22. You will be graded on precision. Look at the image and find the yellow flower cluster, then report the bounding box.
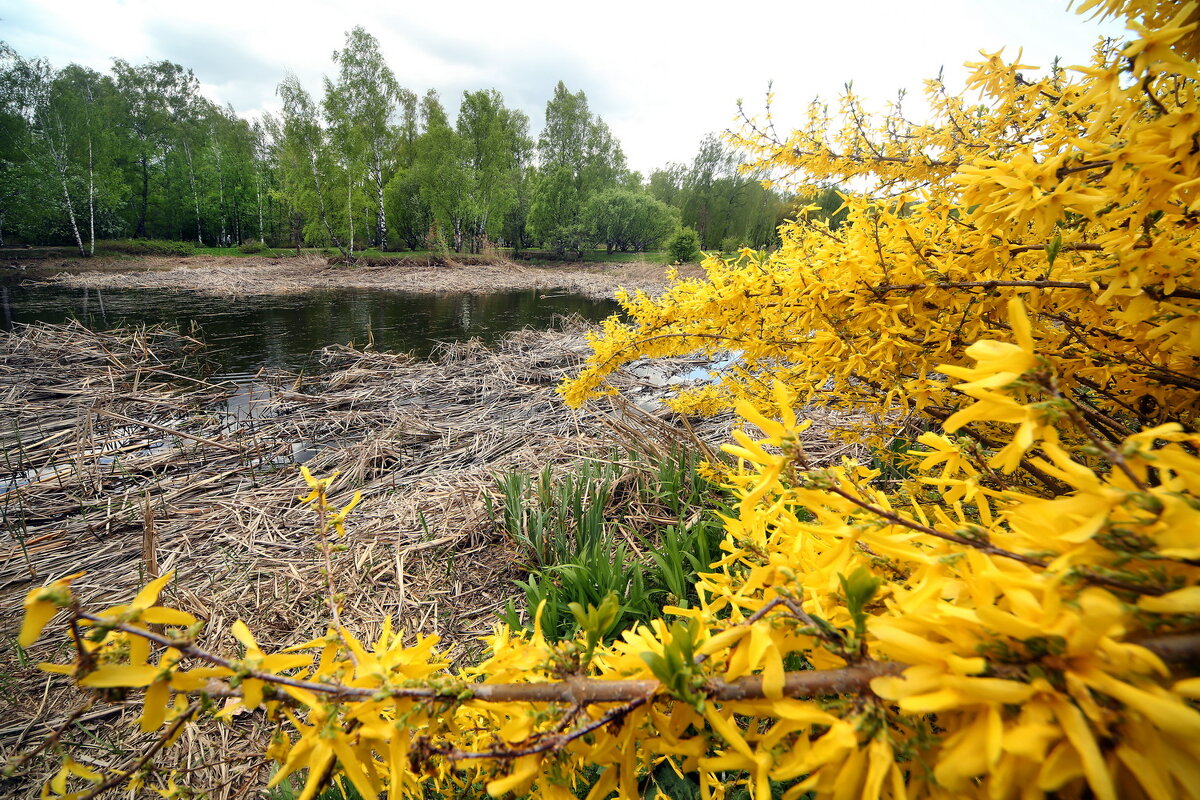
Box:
[15,1,1200,799]
[563,3,1200,447]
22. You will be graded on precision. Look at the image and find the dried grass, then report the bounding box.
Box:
[35,255,706,301]
[0,318,875,797]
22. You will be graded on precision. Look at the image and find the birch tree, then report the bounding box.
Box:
[277,73,346,256]
[112,60,199,239]
[531,81,630,252]
[11,54,91,255]
[413,90,469,252]
[323,27,412,251]
[456,89,532,253]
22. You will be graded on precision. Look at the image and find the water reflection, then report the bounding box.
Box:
[4,285,622,375]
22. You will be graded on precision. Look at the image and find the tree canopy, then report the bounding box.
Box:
[0,43,794,259]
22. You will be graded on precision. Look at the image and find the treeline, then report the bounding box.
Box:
[0,29,836,259]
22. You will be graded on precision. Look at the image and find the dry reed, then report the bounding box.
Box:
[35,255,706,300]
[0,318,873,798]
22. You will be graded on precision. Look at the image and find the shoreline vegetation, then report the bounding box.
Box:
[9,253,706,300]
[0,319,875,794]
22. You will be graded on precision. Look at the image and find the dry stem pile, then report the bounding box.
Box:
[0,318,877,796]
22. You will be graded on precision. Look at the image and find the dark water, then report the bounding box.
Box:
[0,284,621,376]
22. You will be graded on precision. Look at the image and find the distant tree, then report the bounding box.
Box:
[412,90,469,252]
[456,89,532,253]
[383,166,431,250]
[531,81,629,252]
[800,185,848,229]
[111,59,201,239]
[322,27,412,251]
[650,134,791,251]
[500,164,535,256]
[647,162,687,207]
[203,104,259,246]
[276,73,346,256]
[0,47,130,253]
[528,165,583,256]
[583,188,678,253]
[1,49,125,255]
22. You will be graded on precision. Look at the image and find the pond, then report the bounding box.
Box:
[0,284,622,377]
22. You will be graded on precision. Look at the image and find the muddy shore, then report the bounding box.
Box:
[17,253,704,300]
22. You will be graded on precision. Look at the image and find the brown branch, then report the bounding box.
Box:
[865,277,1200,301]
[1054,160,1114,179]
[76,613,409,702]
[1046,377,1149,492]
[77,700,200,800]
[816,482,1166,596]
[1,700,96,778]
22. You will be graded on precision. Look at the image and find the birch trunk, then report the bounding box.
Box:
[56,161,85,257]
[256,169,265,243]
[306,149,345,258]
[42,114,86,257]
[347,171,354,261]
[183,140,203,244]
[372,151,386,250]
[87,133,95,256]
[212,137,228,246]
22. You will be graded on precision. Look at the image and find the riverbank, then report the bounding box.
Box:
[18,253,705,300]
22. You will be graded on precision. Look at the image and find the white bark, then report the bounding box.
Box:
[87,133,95,256]
[183,139,204,244]
[56,160,85,257]
[256,168,265,243]
[375,166,386,249]
[307,149,343,254]
[45,115,85,257]
[212,136,228,246]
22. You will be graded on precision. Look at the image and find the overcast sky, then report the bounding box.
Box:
[2,1,1129,176]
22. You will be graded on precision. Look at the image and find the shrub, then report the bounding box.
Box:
[97,239,196,256]
[237,239,268,254]
[666,226,700,263]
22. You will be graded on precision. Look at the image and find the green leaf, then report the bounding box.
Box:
[838,566,882,635]
[1045,233,1063,268]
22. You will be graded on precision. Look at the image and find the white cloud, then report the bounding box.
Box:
[1,0,1129,173]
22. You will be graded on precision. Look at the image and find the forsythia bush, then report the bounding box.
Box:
[13,1,1200,799]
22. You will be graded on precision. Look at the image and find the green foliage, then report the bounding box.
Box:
[383,168,432,250]
[322,26,413,251]
[640,619,705,709]
[456,89,533,254]
[799,185,849,230]
[0,39,783,258]
[237,239,267,254]
[647,134,791,250]
[582,188,679,253]
[97,239,195,256]
[838,566,882,640]
[528,166,584,256]
[492,448,728,642]
[569,593,621,663]
[667,227,701,263]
